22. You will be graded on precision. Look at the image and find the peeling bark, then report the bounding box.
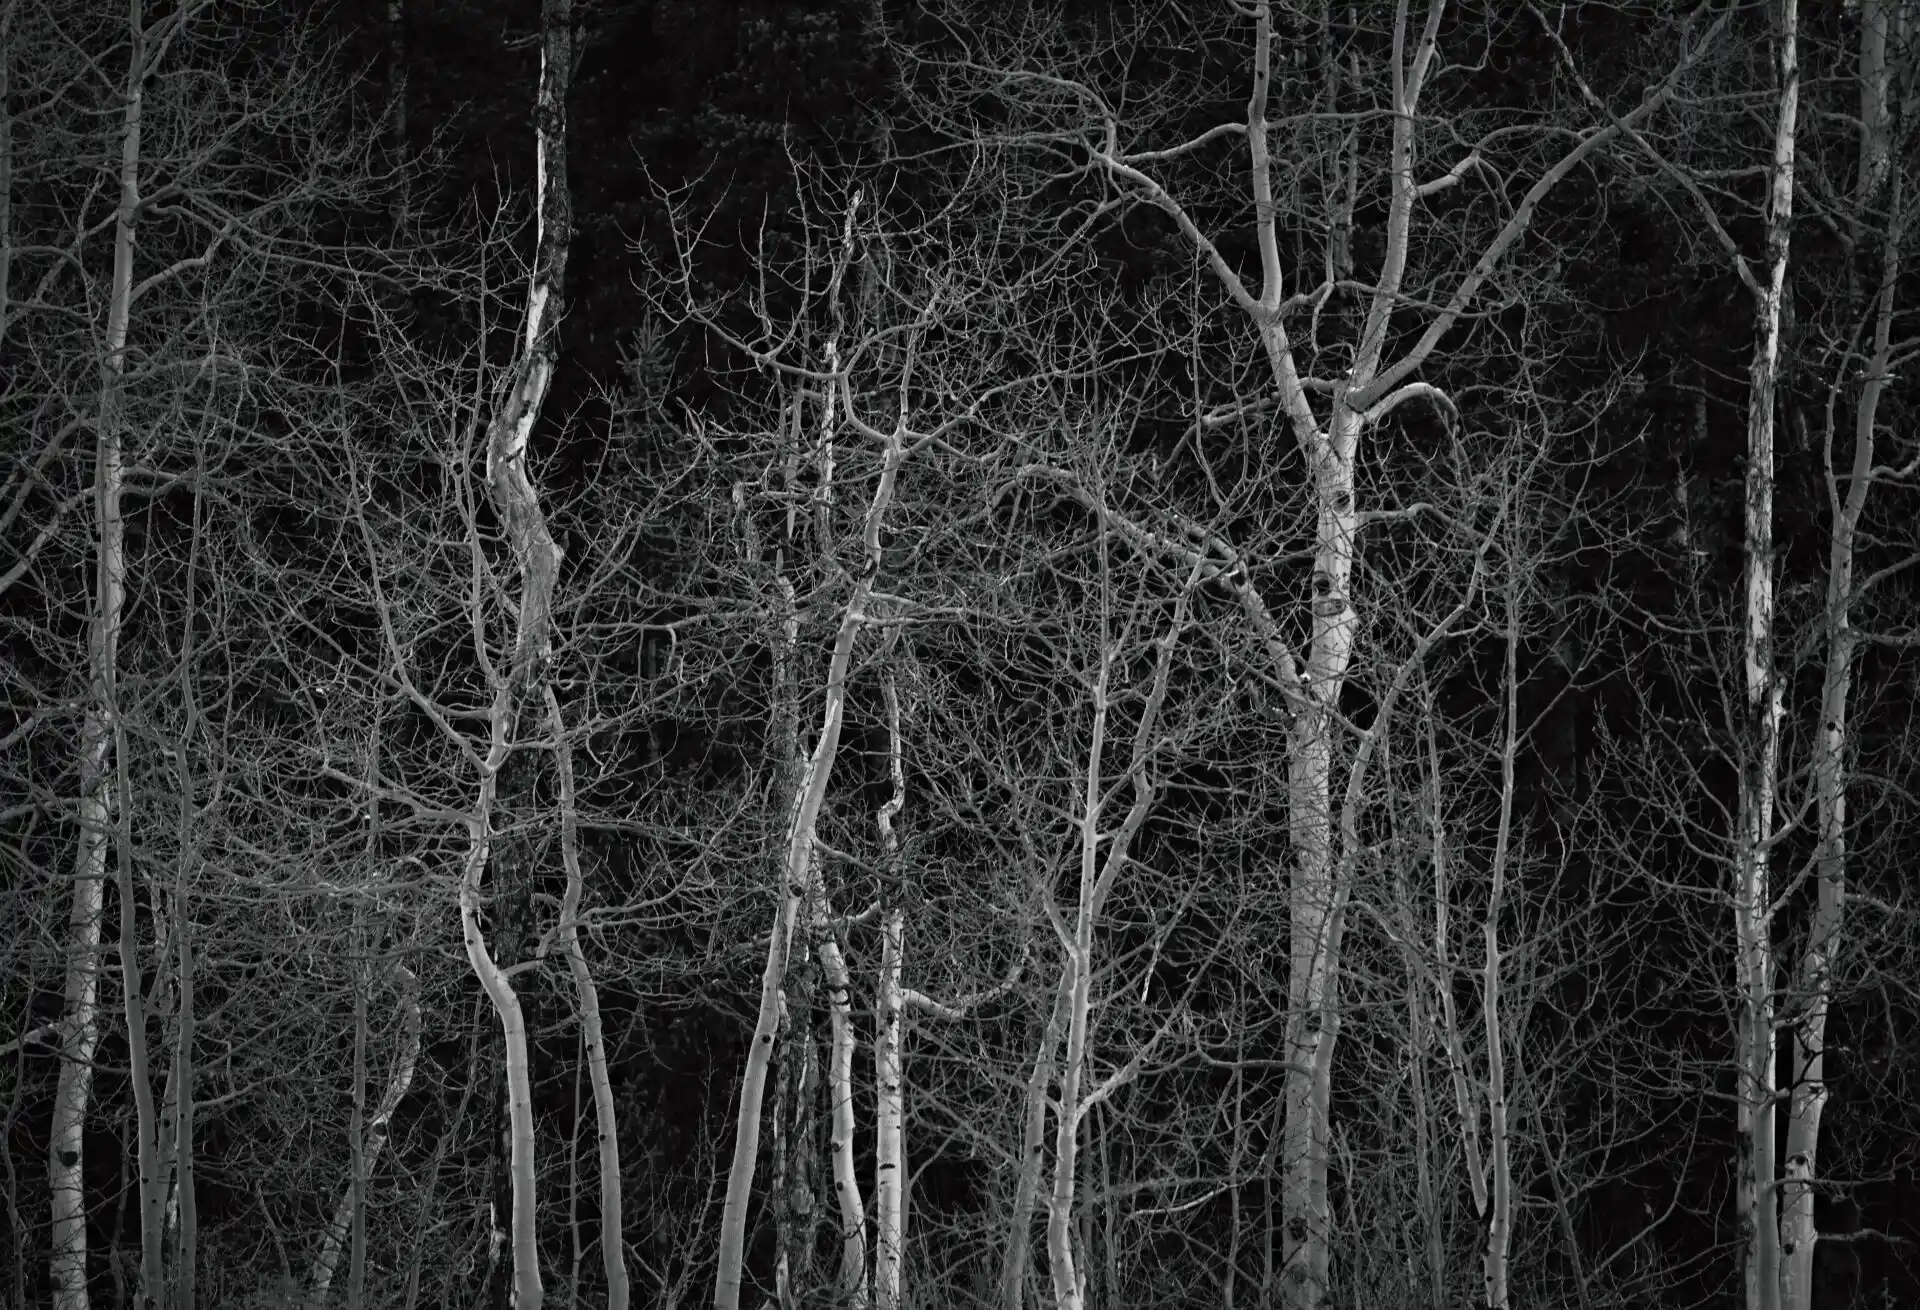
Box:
[464,4,572,1306]
[1735,11,1796,1310]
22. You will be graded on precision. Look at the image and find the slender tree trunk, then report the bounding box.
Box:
[306,964,421,1309]
[713,296,907,1308]
[170,539,202,1310]
[872,670,907,1310]
[1044,653,1112,1310]
[1044,569,1194,1310]
[50,6,142,1302]
[872,907,905,1310]
[1001,976,1067,1310]
[1479,571,1521,1310]
[116,718,163,1310]
[1736,10,1797,1310]
[1780,12,1905,1304]
[816,889,868,1309]
[550,688,629,1310]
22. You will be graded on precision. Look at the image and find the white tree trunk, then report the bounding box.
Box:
[873,673,908,1310]
[50,4,142,1301]
[713,318,907,1309]
[872,907,906,1310]
[549,688,629,1310]
[816,881,869,1309]
[1001,977,1067,1310]
[1779,10,1906,1306]
[1736,10,1797,1310]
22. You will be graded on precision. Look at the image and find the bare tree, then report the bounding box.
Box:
[887,4,1730,1303]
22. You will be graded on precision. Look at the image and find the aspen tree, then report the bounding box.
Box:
[898,5,1730,1300]
[48,3,143,1301]
[1780,6,1914,1307]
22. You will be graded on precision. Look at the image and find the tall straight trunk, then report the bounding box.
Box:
[1043,656,1111,1310]
[1479,570,1520,1310]
[50,5,142,1302]
[115,716,163,1310]
[1736,8,1797,1310]
[713,297,907,1309]
[1780,11,1905,1305]
[816,890,867,1309]
[170,511,202,1310]
[872,907,905,1310]
[872,670,907,1310]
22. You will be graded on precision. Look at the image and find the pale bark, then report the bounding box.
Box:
[1044,560,1198,1310]
[815,876,869,1310]
[1479,580,1521,1310]
[1735,11,1797,1310]
[49,5,142,1302]
[171,639,199,1310]
[1000,975,1068,1310]
[872,906,906,1310]
[1779,10,1908,1307]
[550,687,629,1310]
[463,3,572,1305]
[1043,651,1109,1310]
[306,965,421,1310]
[713,273,909,1307]
[115,717,164,1310]
[1061,4,1725,1299]
[872,674,907,1310]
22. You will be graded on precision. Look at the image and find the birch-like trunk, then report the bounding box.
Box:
[464,4,571,1306]
[815,870,868,1309]
[872,906,905,1310]
[872,673,907,1310]
[1779,9,1907,1305]
[712,293,907,1308]
[1736,10,1797,1310]
[49,5,142,1301]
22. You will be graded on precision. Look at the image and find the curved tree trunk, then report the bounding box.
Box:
[465,3,572,1306]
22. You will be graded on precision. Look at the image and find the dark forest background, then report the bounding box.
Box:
[3,1,1919,1308]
